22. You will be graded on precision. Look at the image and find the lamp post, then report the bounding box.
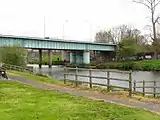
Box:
[43,16,46,38]
[63,20,68,40]
[84,20,92,42]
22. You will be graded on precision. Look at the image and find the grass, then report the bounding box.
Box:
[94,59,160,71]
[8,70,64,85]
[67,59,160,71]
[28,55,63,65]
[0,80,160,120]
[42,55,62,62]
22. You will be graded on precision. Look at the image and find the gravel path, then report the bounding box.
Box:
[8,74,160,113]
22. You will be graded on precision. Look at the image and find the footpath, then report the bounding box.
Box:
[8,74,160,114]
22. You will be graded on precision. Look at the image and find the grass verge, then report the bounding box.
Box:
[0,80,160,120]
[8,70,65,85]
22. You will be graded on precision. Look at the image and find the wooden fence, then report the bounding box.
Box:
[2,64,160,98]
[64,67,133,97]
[0,63,33,73]
[133,80,160,97]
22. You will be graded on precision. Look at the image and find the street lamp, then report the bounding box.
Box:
[63,20,68,40]
[43,16,46,38]
[84,20,92,42]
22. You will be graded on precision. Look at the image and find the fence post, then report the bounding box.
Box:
[153,80,156,98]
[107,71,110,92]
[89,69,92,88]
[64,67,66,84]
[142,80,145,96]
[129,71,132,97]
[133,80,136,92]
[75,67,78,86]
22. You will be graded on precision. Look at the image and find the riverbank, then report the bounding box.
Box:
[97,59,160,71]
[67,59,160,71]
[1,80,160,119]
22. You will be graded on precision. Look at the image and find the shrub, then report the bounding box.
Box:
[95,59,160,71]
[0,45,27,66]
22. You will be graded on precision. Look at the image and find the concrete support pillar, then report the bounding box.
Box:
[39,49,42,68]
[48,50,52,68]
[83,51,90,64]
[70,52,73,64]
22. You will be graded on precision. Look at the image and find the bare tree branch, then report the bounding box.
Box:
[146,0,152,4]
[154,16,160,23]
[133,0,160,58]
[153,0,160,8]
[132,0,151,9]
[149,33,154,40]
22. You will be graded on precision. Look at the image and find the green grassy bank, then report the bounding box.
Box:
[0,80,159,120]
[96,59,160,71]
[28,55,64,65]
[68,59,160,71]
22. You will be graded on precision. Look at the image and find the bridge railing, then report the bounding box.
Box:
[0,63,34,74]
[63,67,132,97]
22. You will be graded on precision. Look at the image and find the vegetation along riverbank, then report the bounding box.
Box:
[67,59,160,71]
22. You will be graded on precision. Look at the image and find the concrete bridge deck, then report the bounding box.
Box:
[0,34,116,67]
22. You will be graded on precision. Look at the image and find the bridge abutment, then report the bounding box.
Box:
[70,52,74,64]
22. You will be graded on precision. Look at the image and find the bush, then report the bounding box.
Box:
[97,59,160,71]
[0,45,27,66]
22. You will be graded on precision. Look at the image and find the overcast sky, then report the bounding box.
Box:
[0,0,159,41]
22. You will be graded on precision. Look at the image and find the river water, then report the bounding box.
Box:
[27,64,160,94]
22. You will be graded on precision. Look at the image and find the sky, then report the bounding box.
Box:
[0,0,159,42]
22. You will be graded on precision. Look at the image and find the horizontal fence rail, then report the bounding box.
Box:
[2,64,159,98]
[0,63,34,74]
[133,80,160,97]
[63,67,132,97]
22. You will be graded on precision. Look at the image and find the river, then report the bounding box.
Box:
[27,64,160,94]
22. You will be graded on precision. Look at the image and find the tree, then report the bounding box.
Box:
[95,25,130,44]
[95,25,147,60]
[0,45,27,66]
[95,25,141,44]
[133,0,160,58]
[117,37,137,60]
[115,27,149,60]
[95,30,115,43]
